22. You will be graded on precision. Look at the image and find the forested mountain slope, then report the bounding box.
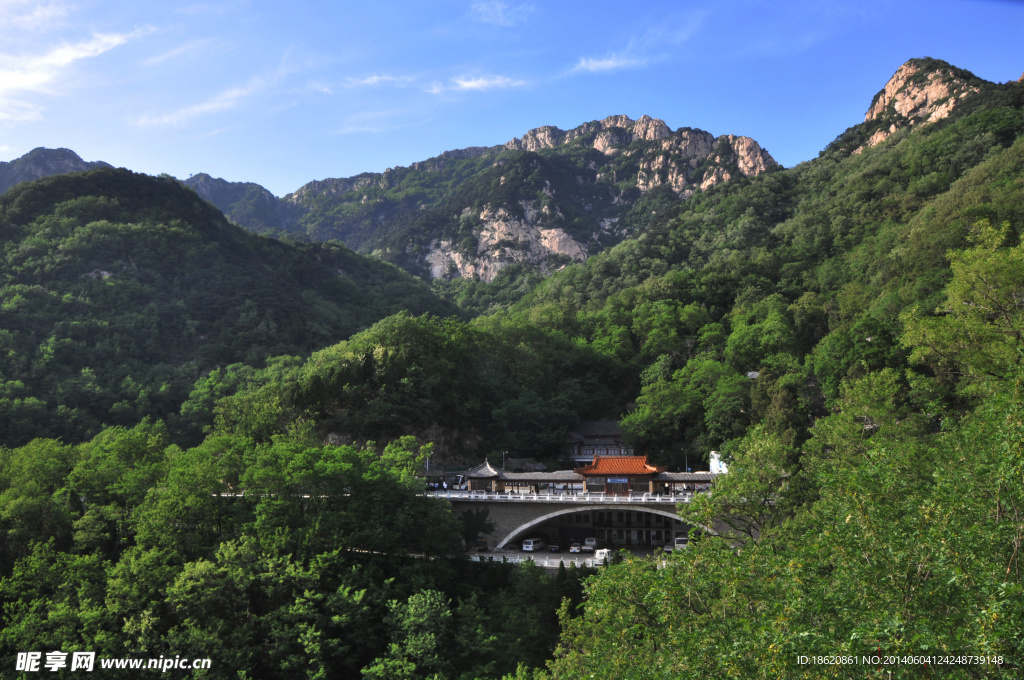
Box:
[0,169,454,448]
[187,115,777,288]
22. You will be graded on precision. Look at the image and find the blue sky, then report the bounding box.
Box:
[1,0,1022,196]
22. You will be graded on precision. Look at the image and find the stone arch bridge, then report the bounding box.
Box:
[427,490,697,549]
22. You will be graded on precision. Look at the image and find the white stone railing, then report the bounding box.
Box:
[424,490,701,503]
[467,552,610,568]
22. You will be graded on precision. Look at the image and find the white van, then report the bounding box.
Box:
[582,537,597,553]
[593,548,611,564]
[521,537,546,552]
[674,536,689,550]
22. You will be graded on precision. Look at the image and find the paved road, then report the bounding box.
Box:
[469,545,675,568]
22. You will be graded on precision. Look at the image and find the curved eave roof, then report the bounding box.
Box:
[574,456,666,476]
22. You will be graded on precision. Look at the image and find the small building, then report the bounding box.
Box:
[573,456,666,495]
[566,420,633,463]
[461,460,503,492]
[499,470,583,494]
[460,461,582,494]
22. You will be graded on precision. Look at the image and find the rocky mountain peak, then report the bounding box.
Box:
[503,115,675,153]
[0,147,112,194]
[860,58,983,149]
[633,115,671,141]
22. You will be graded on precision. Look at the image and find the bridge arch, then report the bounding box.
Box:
[494,504,685,549]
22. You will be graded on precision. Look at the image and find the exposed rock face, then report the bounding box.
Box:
[505,126,565,152]
[699,166,732,192]
[0,148,112,194]
[632,114,671,141]
[636,131,775,194]
[726,136,775,177]
[593,128,632,154]
[860,58,982,149]
[425,201,591,281]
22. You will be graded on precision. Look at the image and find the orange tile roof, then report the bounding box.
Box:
[573,456,666,476]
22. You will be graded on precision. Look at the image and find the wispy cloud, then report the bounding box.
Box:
[333,109,420,136]
[343,74,415,89]
[0,30,141,121]
[471,1,535,27]
[569,54,647,74]
[567,12,706,76]
[306,74,415,96]
[335,121,392,135]
[428,74,526,94]
[142,38,216,66]
[0,0,69,34]
[133,74,265,127]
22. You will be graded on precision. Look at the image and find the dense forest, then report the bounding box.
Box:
[0,170,453,448]
[2,57,1024,677]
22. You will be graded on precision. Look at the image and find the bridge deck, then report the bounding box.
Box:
[426,490,698,504]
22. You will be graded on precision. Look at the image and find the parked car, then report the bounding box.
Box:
[662,534,687,552]
[593,548,611,564]
[521,538,546,552]
[582,537,597,553]
[569,542,582,553]
[547,542,561,552]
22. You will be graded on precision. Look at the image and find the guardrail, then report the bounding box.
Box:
[424,490,700,503]
[468,553,610,568]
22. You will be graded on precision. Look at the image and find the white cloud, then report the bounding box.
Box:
[429,74,526,94]
[569,55,647,74]
[454,75,525,90]
[133,76,265,127]
[0,30,140,121]
[471,1,535,27]
[345,74,415,88]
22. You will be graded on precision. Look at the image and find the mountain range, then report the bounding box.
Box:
[2,118,779,285]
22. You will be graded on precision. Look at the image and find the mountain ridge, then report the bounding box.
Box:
[268,114,779,282]
[0,147,112,195]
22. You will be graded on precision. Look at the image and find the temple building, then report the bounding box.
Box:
[565,420,633,463]
[573,456,666,495]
